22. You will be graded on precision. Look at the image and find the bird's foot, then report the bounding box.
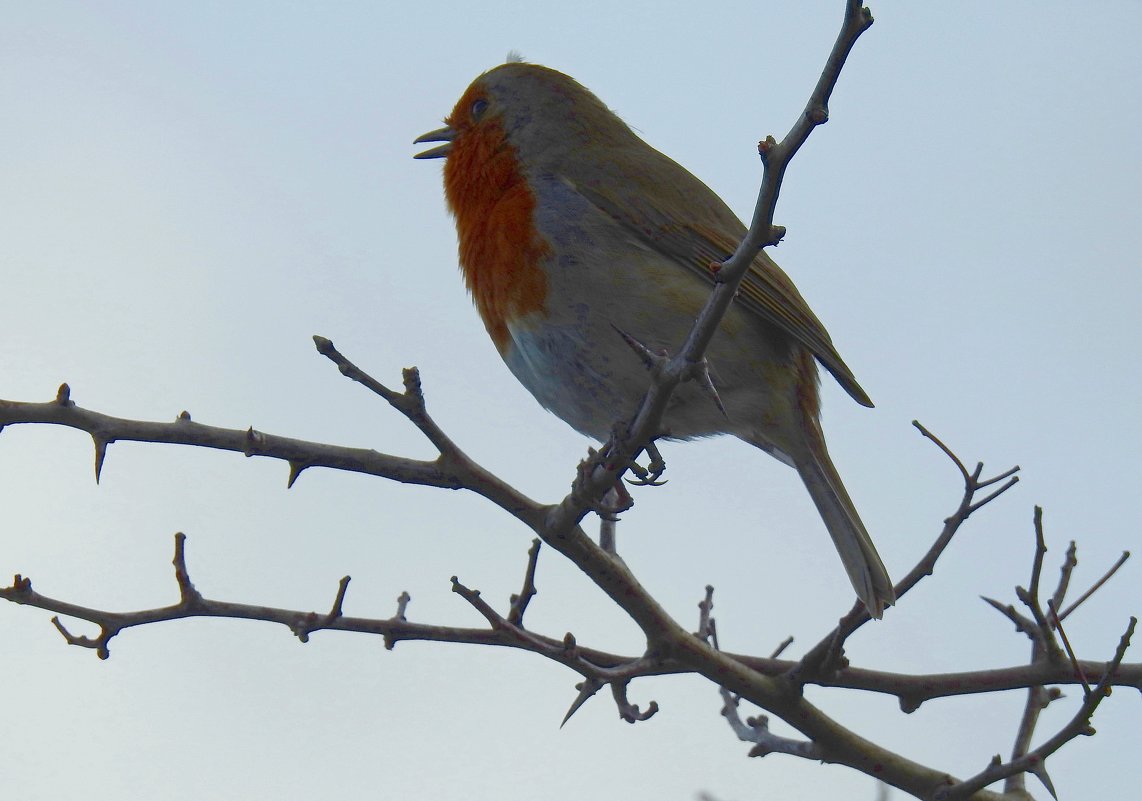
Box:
[627,442,667,487]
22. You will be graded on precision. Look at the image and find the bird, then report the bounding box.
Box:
[414,60,895,618]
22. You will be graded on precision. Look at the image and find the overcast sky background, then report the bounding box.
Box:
[2,2,1139,799]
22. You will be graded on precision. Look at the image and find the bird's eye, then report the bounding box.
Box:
[471,98,489,120]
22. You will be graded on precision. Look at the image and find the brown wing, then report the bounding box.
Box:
[567,145,874,408]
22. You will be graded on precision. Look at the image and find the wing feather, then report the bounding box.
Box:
[565,146,873,407]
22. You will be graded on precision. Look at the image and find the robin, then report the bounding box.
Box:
[414,61,895,618]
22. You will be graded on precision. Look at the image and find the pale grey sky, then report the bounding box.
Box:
[2,2,1139,800]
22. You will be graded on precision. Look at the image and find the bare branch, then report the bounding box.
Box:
[612,680,659,723]
[769,636,794,660]
[1014,507,1062,661]
[719,688,818,760]
[1059,550,1131,622]
[3,533,1139,717]
[50,615,114,660]
[1004,682,1062,798]
[938,617,1136,801]
[596,485,627,550]
[382,592,412,651]
[1004,535,1075,800]
[507,539,542,626]
[393,591,410,620]
[172,532,203,607]
[794,423,1020,680]
[1048,600,1091,696]
[312,336,462,460]
[696,585,716,644]
[1,391,467,492]
[293,576,351,643]
[328,576,351,619]
[1049,540,1078,613]
[981,596,1041,645]
[911,419,972,484]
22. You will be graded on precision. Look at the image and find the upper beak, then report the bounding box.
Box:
[413,126,455,159]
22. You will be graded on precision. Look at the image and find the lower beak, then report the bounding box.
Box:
[413,126,455,159]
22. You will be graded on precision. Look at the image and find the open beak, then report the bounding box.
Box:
[413,126,455,159]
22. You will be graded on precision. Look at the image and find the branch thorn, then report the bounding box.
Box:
[286,460,306,488]
[93,436,107,483]
[560,677,602,728]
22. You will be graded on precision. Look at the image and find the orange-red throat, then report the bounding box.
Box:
[443,84,549,354]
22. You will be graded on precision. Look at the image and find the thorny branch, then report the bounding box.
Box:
[6,404,1135,801]
[3,388,1137,800]
[964,507,1137,801]
[1001,538,1078,798]
[938,617,1136,801]
[791,421,1021,684]
[3,530,1138,690]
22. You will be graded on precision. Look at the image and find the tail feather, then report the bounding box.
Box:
[795,449,895,618]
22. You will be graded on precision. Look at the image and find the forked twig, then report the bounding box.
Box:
[793,422,1019,680]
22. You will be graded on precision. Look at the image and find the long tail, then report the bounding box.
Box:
[795,448,895,618]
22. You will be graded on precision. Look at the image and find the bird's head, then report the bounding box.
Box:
[414,61,635,200]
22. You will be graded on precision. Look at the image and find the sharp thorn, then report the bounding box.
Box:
[93,437,107,483]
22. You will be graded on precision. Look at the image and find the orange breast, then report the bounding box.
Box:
[443,101,549,354]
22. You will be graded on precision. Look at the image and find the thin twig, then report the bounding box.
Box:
[508,539,542,626]
[1014,508,1063,662]
[612,680,659,723]
[1004,682,1060,797]
[1049,540,1078,613]
[1048,600,1091,696]
[1059,551,1131,621]
[696,585,716,643]
[769,636,794,660]
[938,617,1135,801]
